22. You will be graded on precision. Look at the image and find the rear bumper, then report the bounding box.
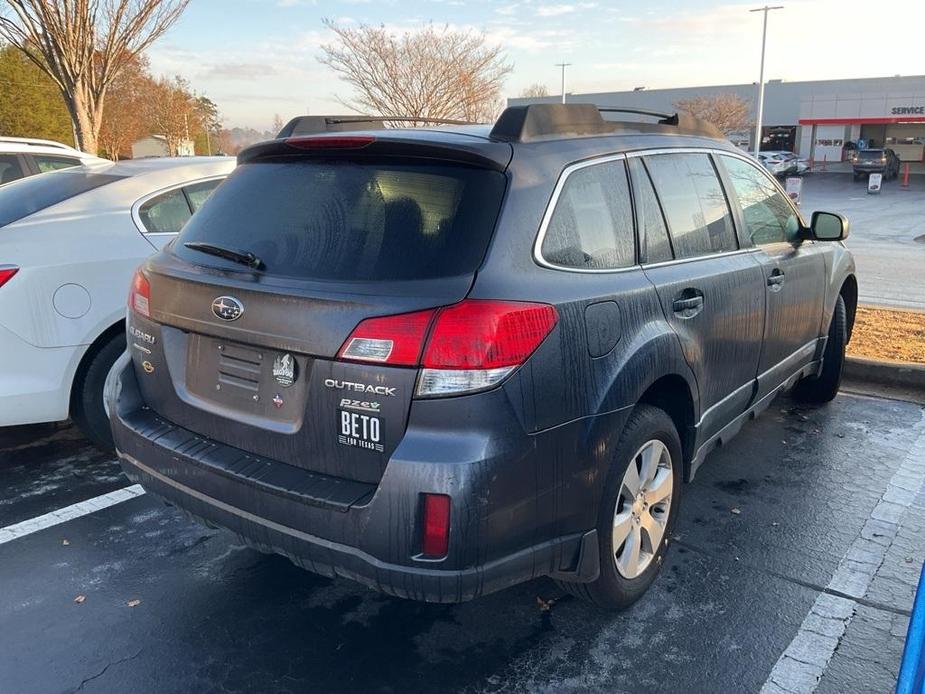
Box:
[0,322,78,426]
[111,363,605,602]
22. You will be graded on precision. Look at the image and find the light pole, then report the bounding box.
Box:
[555,63,572,104]
[750,5,783,157]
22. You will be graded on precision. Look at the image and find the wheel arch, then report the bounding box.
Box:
[68,319,126,417]
[839,274,858,343]
[636,374,697,481]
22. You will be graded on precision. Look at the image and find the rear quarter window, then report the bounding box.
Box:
[540,159,635,270]
[173,159,506,281]
[0,169,124,228]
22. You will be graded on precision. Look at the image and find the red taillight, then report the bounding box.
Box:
[286,136,375,150]
[337,299,558,397]
[422,300,559,369]
[128,269,150,318]
[338,308,437,366]
[421,493,451,558]
[0,266,18,289]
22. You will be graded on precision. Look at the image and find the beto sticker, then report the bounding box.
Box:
[337,409,383,453]
[272,353,297,387]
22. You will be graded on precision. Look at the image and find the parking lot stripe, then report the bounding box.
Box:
[0,485,146,545]
[761,424,925,694]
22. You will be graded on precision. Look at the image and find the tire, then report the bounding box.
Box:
[71,333,126,451]
[556,405,682,609]
[853,173,861,181]
[794,295,847,404]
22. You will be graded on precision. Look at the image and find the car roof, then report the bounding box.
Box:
[82,156,234,177]
[0,137,98,158]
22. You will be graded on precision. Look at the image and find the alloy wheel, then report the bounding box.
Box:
[612,439,673,579]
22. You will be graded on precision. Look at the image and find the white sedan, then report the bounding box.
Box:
[0,156,235,448]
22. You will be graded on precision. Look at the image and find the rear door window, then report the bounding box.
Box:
[0,169,123,227]
[540,159,635,270]
[32,154,81,173]
[0,154,25,185]
[644,153,737,259]
[138,189,192,234]
[719,155,801,245]
[174,160,506,281]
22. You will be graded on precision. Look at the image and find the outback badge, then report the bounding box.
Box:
[273,353,297,387]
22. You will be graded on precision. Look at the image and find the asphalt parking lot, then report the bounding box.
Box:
[800,173,925,310]
[1,389,923,693]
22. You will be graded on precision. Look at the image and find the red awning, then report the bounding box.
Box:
[799,117,925,125]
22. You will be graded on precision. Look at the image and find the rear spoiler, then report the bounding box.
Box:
[238,134,512,172]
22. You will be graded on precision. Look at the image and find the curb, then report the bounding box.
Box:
[844,356,925,391]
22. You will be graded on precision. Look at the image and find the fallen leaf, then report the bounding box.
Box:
[730,508,742,515]
[74,595,86,604]
[127,599,141,608]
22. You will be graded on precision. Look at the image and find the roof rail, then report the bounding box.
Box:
[276,115,478,138]
[0,136,77,151]
[489,103,724,142]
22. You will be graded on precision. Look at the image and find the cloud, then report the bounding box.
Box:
[536,4,576,16]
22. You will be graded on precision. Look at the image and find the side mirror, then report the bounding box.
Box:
[810,211,849,241]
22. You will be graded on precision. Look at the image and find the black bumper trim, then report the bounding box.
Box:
[120,407,375,511]
[119,450,592,603]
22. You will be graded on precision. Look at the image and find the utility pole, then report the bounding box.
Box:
[750,5,783,157]
[555,63,572,104]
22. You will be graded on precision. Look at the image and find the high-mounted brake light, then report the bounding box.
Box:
[421,493,451,558]
[0,265,19,289]
[337,299,558,397]
[286,136,376,150]
[128,269,150,318]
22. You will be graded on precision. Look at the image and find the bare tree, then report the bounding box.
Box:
[0,0,190,154]
[519,83,549,98]
[271,113,284,136]
[319,21,512,125]
[673,93,752,136]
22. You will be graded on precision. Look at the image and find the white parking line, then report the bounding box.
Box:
[0,485,146,545]
[761,423,925,694]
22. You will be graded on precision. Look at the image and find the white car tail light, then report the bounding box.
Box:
[0,265,19,289]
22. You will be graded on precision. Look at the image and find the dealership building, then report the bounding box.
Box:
[508,75,925,162]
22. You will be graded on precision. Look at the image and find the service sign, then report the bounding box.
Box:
[868,173,882,194]
[785,177,802,204]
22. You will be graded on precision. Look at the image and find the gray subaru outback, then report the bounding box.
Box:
[110,104,856,608]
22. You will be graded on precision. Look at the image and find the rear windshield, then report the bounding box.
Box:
[173,159,507,281]
[0,169,124,228]
[857,150,884,160]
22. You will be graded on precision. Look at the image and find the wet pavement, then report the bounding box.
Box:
[0,391,923,693]
[799,173,925,310]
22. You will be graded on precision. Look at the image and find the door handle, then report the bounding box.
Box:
[672,292,704,317]
[767,269,785,291]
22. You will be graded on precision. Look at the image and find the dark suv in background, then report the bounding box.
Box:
[111,105,857,608]
[852,147,901,180]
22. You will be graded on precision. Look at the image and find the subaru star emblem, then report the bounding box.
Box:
[211,296,244,321]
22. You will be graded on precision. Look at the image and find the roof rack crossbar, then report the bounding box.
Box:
[489,103,723,142]
[597,106,675,121]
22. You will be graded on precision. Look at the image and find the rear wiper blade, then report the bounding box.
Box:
[183,242,264,270]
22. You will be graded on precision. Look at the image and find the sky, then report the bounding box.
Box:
[146,0,924,131]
